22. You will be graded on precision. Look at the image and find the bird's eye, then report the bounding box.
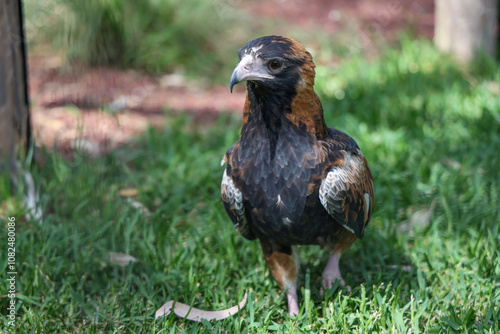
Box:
[268,59,283,71]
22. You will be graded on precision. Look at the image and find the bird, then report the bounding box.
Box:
[221,35,374,316]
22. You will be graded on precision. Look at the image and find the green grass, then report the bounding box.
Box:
[1,39,500,332]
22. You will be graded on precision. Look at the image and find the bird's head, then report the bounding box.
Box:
[230,35,316,96]
[230,35,327,137]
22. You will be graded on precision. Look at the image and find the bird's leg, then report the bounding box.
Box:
[320,251,345,295]
[260,240,299,316]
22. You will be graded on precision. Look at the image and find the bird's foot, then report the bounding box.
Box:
[320,273,346,295]
[320,252,351,295]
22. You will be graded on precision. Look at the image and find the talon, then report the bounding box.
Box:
[320,252,346,295]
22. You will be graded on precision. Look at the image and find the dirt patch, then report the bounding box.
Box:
[29,55,246,156]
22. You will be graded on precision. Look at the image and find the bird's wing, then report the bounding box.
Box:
[319,129,374,239]
[221,146,256,240]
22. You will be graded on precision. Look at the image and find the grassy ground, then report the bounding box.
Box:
[1,39,500,333]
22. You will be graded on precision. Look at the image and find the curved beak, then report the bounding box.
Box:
[229,68,241,93]
[229,55,274,93]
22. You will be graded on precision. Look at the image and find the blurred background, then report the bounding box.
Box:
[2,0,493,156]
[24,0,437,154]
[14,0,496,155]
[1,0,499,332]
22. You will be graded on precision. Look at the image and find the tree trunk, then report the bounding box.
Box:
[0,0,31,183]
[435,0,498,61]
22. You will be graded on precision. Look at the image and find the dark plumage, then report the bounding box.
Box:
[221,35,374,316]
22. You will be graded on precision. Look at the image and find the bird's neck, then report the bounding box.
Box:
[242,84,328,139]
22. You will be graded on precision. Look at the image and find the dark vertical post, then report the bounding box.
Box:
[0,0,32,188]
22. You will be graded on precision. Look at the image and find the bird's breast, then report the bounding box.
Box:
[230,119,328,244]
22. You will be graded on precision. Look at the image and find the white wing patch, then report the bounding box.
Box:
[221,169,251,237]
[319,151,365,234]
[364,192,370,223]
[221,169,244,218]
